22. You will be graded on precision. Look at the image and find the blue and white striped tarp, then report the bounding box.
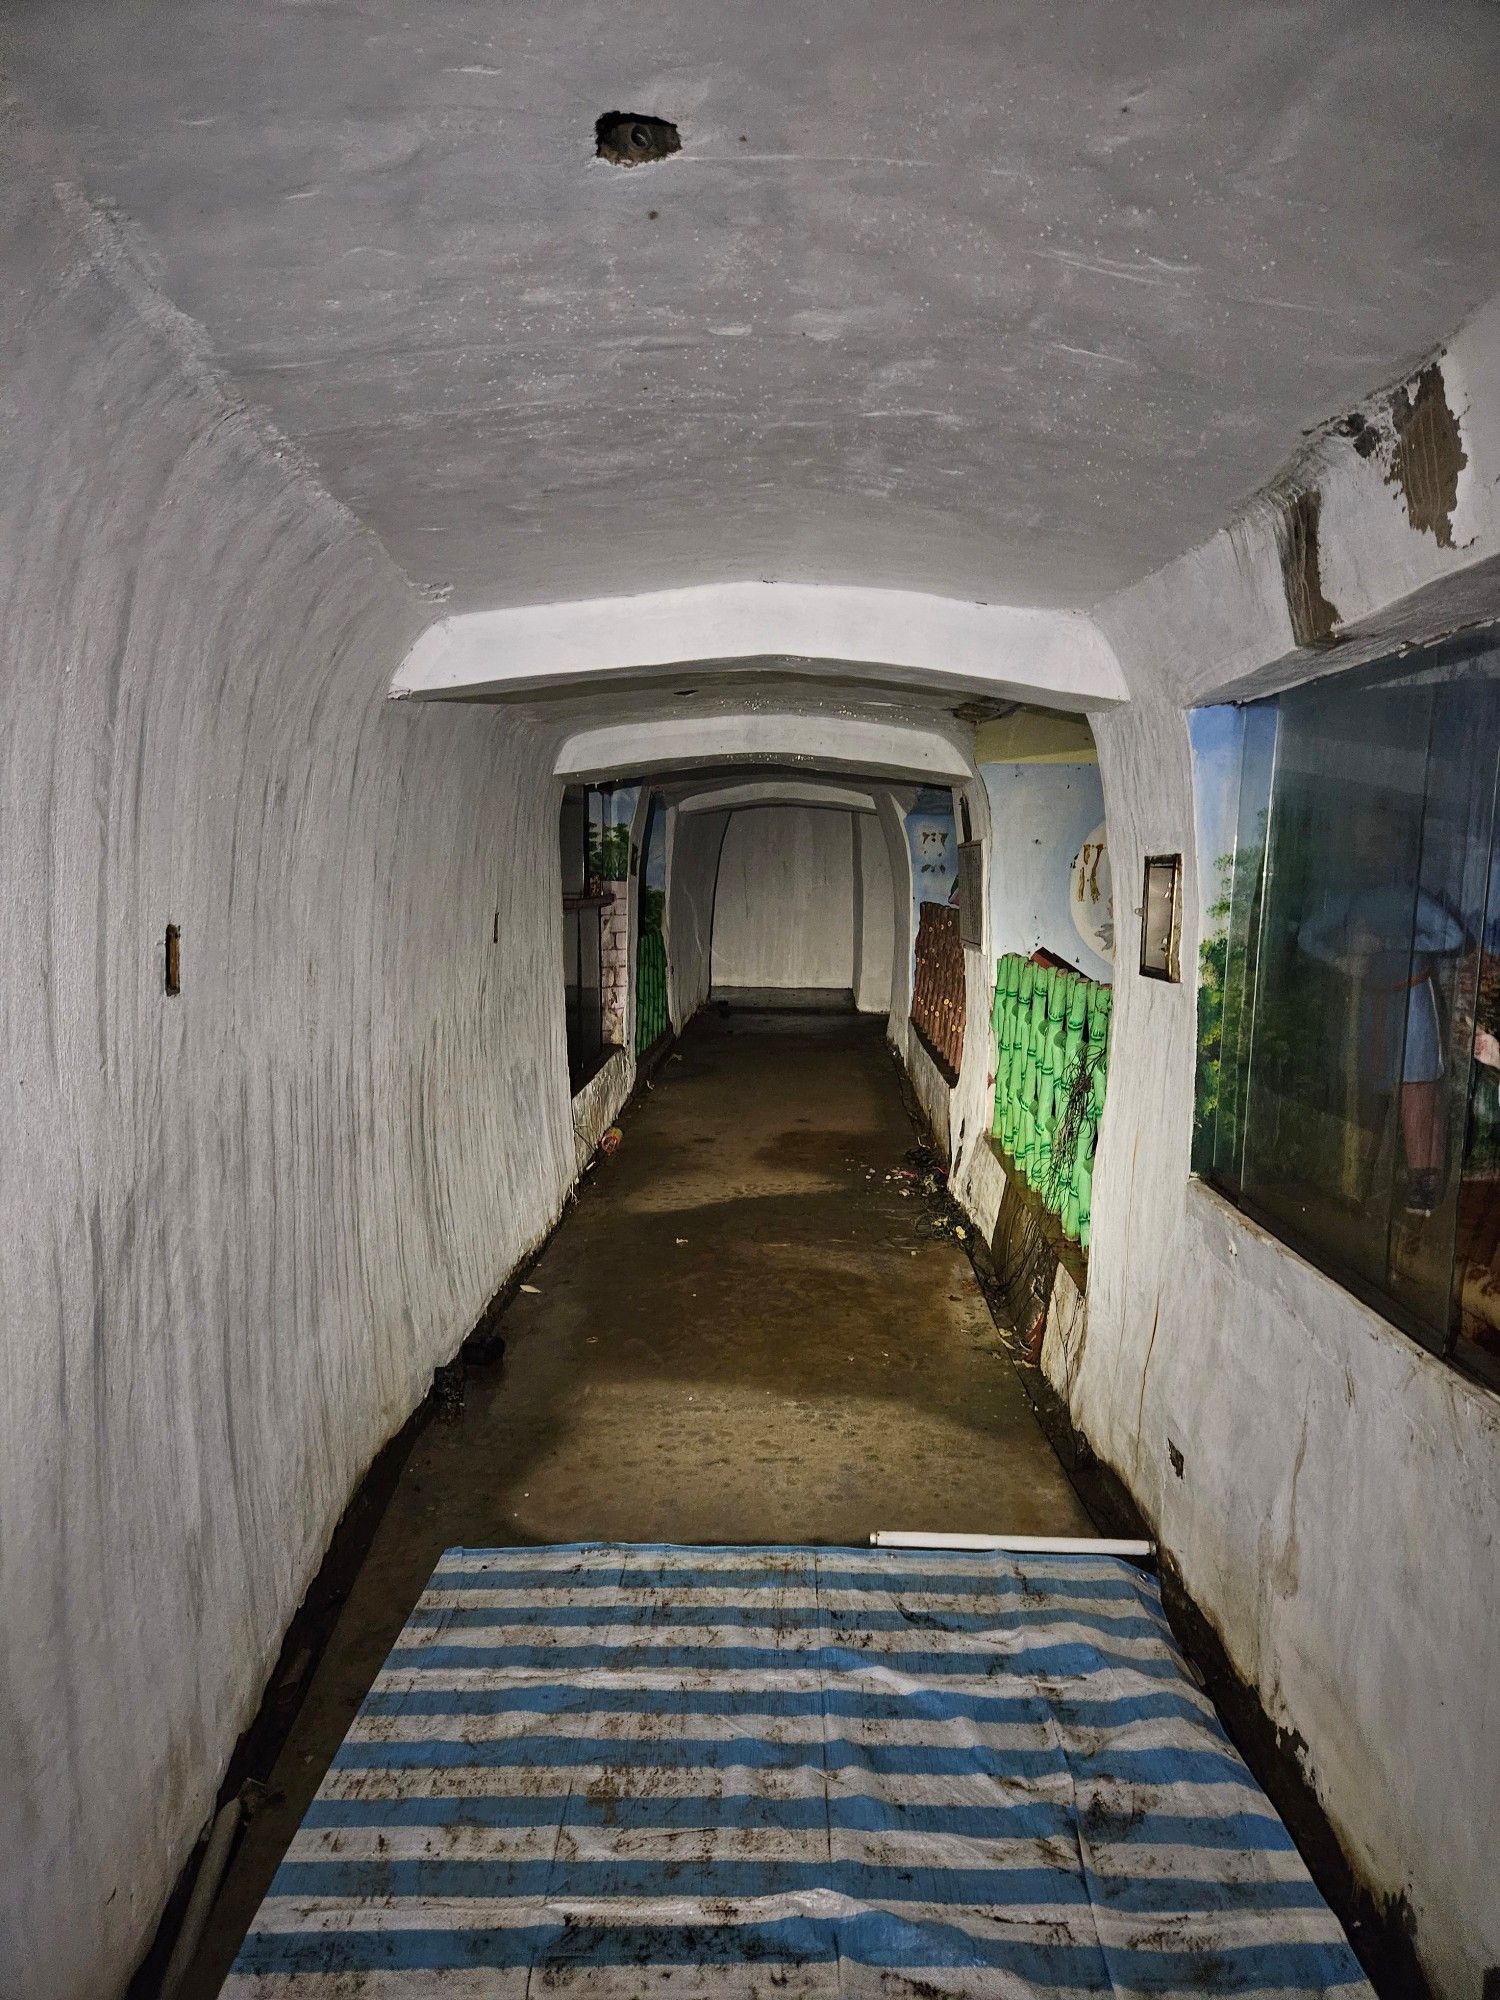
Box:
[225,1543,1372,1997]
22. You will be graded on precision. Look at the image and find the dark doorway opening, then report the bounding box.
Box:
[560,785,611,1092]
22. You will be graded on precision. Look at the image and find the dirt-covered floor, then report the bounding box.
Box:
[183,1004,1091,1993]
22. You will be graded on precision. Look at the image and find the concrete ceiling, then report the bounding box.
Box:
[7,2,1500,616]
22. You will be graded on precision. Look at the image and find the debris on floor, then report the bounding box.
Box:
[431,1359,465,1423]
[880,1143,979,1249]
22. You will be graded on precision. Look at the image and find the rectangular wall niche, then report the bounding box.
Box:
[957,841,984,949]
[1139,855,1182,981]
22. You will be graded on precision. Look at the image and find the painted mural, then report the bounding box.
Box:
[641,791,666,932]
[905,788,959,909]
[1189,704,1247,1164]
[905,790,965,1074]
[589,785,639,883]
[981,761,1113,984]
[1189,642,1500,1382]
[1068,819,1113,964]
[635,793,669,1049]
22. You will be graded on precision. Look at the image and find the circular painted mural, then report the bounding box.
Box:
[1069,820,1114,962]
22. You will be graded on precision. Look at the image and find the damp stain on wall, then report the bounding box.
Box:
[1386,361,1467,547]
[1275,486,1340,647]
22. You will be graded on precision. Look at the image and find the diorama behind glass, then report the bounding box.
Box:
[1194,632,1500,1387]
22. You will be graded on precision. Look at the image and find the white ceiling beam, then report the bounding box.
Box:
[392,581,1128,710]
[675,780,878,814]
[554,712,971,783]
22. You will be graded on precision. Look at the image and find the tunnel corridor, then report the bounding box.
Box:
[4,7,1500,1999]
[181,1005,1092,1995]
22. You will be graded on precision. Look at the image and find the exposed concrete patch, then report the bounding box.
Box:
[1275,486,1341,646]
[1335,409,1384,460]
[1386,363,1468,547]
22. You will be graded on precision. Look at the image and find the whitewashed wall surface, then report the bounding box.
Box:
[1045,299,1500,2000]
[711,806,858,993]
[0,160,587,2000]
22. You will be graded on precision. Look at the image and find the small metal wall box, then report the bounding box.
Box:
[1139,853,1182,982]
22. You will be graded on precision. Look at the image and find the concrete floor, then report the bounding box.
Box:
[184,1006,1091,1993]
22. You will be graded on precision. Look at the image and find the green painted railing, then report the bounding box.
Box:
[991,954,1111,1253]
[636,926,669,1053]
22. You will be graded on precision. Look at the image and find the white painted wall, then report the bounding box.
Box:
[664,806,727,1028]
[900,298,1500,1999]
[1068,301,1500,2000]
[570,1050,634,1170]
[852,813,895,1014]
[711,807,857,993]
[877,790,918,1049]
[679,780,877,817]
[0,165,583,2000]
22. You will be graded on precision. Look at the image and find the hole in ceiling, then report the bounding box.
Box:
[595,111,681,168]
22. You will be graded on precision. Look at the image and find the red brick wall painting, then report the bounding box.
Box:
[912,903,965,1079]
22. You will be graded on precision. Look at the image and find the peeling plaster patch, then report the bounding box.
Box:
[1334,409,1382,460]
[1275,487,1340,646]
[1387,362,1467,546]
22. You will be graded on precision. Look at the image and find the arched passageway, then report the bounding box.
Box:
[709,803,895,1012]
